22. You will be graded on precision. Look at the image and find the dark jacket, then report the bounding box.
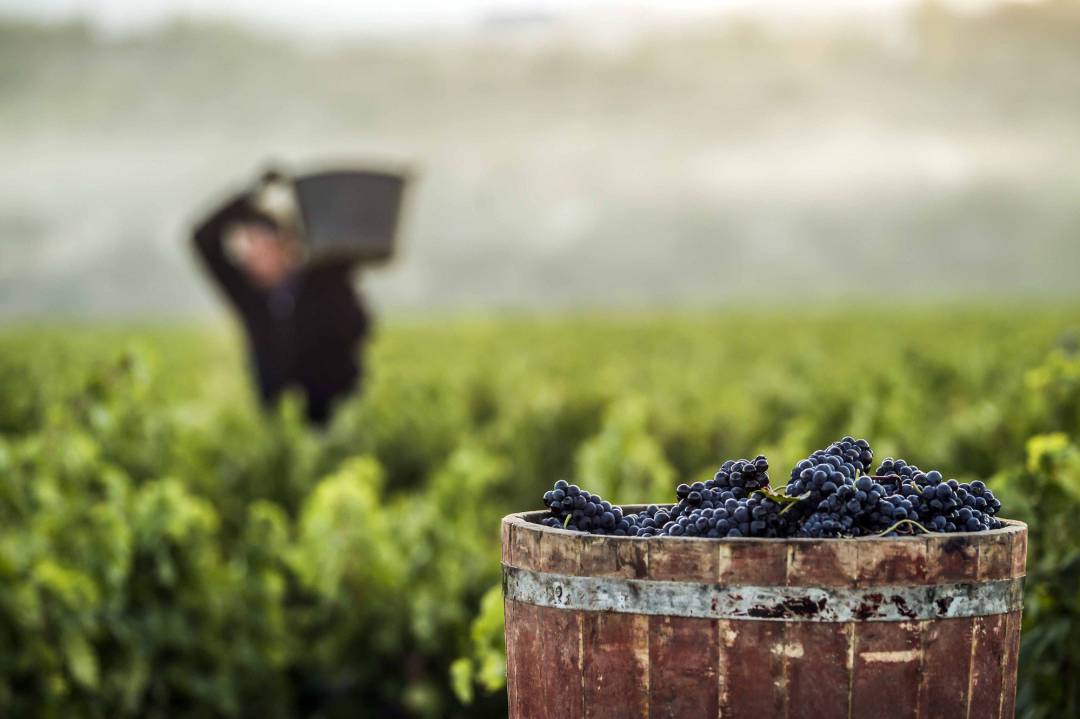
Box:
[192,194,370,424]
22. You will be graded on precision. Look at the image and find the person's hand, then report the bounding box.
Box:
[257,167,288,187]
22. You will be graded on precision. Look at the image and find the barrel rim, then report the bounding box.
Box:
[502,564,1024,621]
[503,505,1026,544]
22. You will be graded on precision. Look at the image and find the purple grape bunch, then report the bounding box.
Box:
[536,438,1003,539]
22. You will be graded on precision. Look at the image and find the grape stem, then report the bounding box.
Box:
[876,518,932,536]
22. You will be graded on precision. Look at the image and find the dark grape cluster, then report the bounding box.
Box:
[877,468,1003,534]
[798,457,1004,537]
[783,437,872,528]
[540,480,636,536]
[672,480,727,518]
[788,437,873,491]
[705,456,770,497]
[536,439,1005,539]
[660,489,787,538]
[629,504,674,537]
[798,475,892,538]
[875,457,921,480]
[874,457,921,491]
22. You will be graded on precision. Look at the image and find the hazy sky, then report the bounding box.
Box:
[0,0,1001,35]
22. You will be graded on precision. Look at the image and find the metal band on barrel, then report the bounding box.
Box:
[503,565,1023,622]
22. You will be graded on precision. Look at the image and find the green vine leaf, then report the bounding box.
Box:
[754,485,810,514]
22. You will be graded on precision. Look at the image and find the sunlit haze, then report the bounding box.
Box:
[0,0,1075,316]
[0,0,1004,34]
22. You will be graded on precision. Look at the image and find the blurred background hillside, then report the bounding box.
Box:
[3,0,1080,317]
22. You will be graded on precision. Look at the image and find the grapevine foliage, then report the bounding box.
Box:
[1,315,1077,718]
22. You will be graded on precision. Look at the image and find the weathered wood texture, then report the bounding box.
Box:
[503,507,1027,719]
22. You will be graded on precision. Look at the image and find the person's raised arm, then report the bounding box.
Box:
[191,192,259,311]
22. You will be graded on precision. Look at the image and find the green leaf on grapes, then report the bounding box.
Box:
[753,485,810,514]
[778,495,811,515]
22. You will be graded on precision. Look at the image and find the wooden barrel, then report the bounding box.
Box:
[501,506,1026,719]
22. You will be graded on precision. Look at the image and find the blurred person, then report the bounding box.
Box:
[192,170,370,425]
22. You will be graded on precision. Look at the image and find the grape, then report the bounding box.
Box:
[785,437,873,525]
[535,438,1004,540]
[658,492,787,538]
[895,471,1003,534]
[541,481,623,535]
[875,457,922,481]
[799,511,850,538]
[640,455,774,537]
[706,456,770,497]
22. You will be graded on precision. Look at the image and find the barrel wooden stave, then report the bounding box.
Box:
[502,508,1027,719]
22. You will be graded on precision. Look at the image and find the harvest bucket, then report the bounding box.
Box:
[501,506,1026,719]
[293,169,409,265]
